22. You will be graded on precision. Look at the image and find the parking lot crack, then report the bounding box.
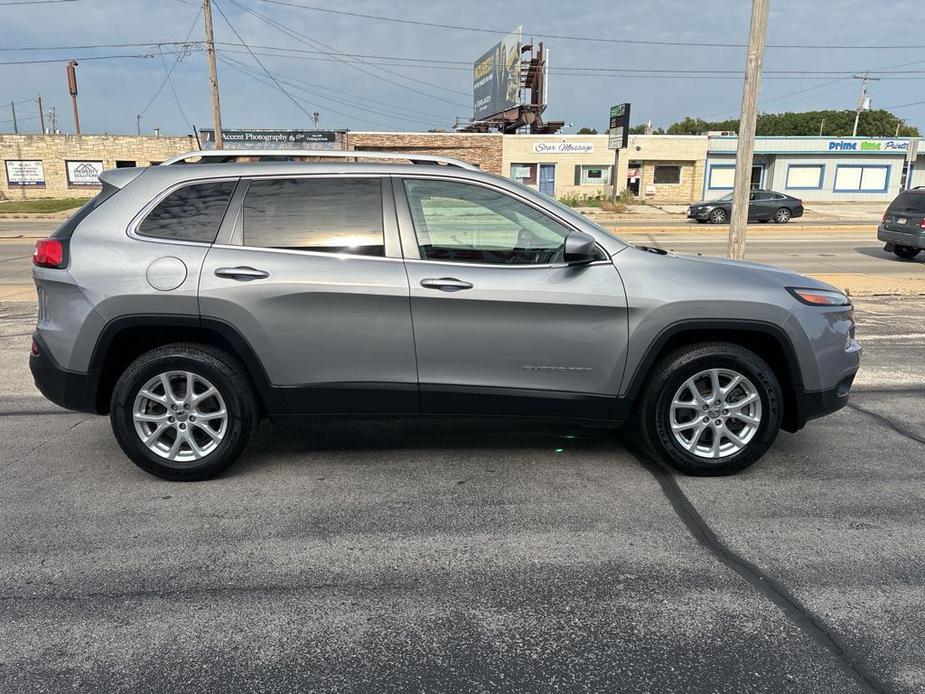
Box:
[847,402,925,446]
[627,445,892,694]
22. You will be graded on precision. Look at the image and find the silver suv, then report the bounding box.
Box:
[30,150,861,480]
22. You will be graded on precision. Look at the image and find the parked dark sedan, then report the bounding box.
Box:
[688,190,805,224]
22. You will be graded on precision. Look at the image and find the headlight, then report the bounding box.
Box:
[787,287,851,306]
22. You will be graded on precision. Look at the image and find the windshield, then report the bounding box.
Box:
[715,192,734,202]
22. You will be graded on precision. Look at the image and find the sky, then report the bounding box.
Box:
[1,0,924,137]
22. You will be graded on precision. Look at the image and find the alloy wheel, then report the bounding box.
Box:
[132,371,228,462]
[668,367,762,459]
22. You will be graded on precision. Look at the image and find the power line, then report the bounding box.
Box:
[0,0,76,5]
[226,0,471,105]
[160,49,193,130]
[139,8,202,117]
[0,50,185,66]
[257,0,925,51]
[211,0,319,122]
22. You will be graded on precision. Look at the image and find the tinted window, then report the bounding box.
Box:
[403,179,579,265]
[138,181,236,243]
[888,191,925,213]
[242,178,384,256]
[653,165,681,185]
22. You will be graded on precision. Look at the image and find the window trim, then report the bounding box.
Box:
[832,164,891,193]
[393,174,610,269]
[653,164,683,186]
[127,176,241,248]
[784,163,825,191]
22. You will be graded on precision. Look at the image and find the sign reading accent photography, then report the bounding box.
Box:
[532,142,595,154]
[199,129,341,149]
[5,160,45,187]
[66,160,104,186]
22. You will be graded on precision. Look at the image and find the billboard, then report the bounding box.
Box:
[5,160,45,187]
[473,27,522,120]
[608,103,631,150]
[65,160,104,186]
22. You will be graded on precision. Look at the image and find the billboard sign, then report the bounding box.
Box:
[473,27,522,120]
[200,129,343,150]
[4,160,45,187]
[65,160,104,186]
[608,103,631,150]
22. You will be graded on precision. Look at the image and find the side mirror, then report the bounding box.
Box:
[563,230,598,264]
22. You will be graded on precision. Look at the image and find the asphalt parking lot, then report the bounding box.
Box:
[1,290,924,692]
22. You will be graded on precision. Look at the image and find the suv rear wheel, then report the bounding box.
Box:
[110,343,258,481]
[893,245,921,259]
[638,342,782,475]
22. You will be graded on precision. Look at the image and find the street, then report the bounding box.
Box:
[2,284,924,690]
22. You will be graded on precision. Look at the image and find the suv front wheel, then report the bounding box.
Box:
[110,343,258,481]
[639,342,782,475]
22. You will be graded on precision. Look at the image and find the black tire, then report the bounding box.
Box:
[638,342,782,476]
[772,207,792,224]
[757,218,770,223]
[110,343,259,481]
[708,208,727,224]
[893,245,921,259]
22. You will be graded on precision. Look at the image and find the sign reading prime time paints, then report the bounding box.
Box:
[5,160,45,187]
[66,161,104,186]
[608,103,631,150]
[532,142,594,154]
[828,140,910,152]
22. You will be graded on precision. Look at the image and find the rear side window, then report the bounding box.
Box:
[888,191,925,213]
[241,178,384,256]
[137,181,236,243]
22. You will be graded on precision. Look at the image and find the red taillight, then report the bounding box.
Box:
[882,212,888,223]
[30,339,39,356]
[33,239,66,268]
[920,217,925,229]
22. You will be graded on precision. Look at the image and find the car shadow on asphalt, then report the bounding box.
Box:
[854,245,924,262]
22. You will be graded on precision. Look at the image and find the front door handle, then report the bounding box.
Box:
[214,266,270,281]
[420,277,473,292]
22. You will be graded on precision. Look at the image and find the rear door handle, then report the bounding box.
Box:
[420,277,473,292]
[214,266,270,281]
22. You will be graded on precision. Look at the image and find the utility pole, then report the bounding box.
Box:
[312,111,320,129]
[727,0,769,260]
[37,95,45,133]
[136,114,141,136]
[851,72,879,137]
[203,0,224,148]
[818,117,825,136]
[48,107,57,134]
[66,60,80,134]
[10,101,17,133]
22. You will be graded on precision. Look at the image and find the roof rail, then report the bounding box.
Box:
[160,149,479,170]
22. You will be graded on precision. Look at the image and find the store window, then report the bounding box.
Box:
[573,164,611,186]
[833,165,889,193]
[653,165,682,185]
[785,165,824,189]
[510,163,538,186]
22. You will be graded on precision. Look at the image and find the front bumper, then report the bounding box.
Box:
[687,207,712,220]
[29,334,99,413]
[877,224,925,249]
[789,371,856,431]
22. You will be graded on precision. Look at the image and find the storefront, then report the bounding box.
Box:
[704,136,925,202]
[501,134,708,202]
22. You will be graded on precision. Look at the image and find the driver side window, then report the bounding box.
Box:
[403,179,572,265]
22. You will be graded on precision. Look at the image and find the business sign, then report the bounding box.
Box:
[66,160,104,186]
[4,160,45,187]
[532,142,594,154]
[473,26,522,120]
[828,139,910,152]
[608,103,631,150]
[200,129,343,150]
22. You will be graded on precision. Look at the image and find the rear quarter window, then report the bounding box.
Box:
[888,191,925,213]
[137,181,236,243]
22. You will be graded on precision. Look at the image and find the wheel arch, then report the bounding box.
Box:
[617,319,806,432]
[88,315,280,415]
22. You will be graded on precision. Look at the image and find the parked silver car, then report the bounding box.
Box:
[30,150,861,480]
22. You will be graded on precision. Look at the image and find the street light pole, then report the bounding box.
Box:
[727,0,769,261]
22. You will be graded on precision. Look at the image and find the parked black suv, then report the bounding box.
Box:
[878,189,925,259]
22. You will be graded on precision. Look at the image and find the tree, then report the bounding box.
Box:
[663,109,918,137]
[577,127,597,134]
